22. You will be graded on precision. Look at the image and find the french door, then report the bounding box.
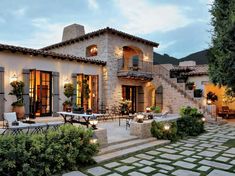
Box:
[29,70,52,117]
[122,86,137,113]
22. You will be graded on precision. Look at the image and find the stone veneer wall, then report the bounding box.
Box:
[104,34,154,109]
[152,76,199,113]
[49,33,155,109]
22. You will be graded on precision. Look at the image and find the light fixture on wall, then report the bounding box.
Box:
[64,78,70,85]
[10,74,18,83]
[92,93,96,98]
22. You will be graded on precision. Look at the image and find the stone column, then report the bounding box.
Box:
[23,69,30,117]
[72,73,77,106]
[0,67,4,120]
[52,72,60,116]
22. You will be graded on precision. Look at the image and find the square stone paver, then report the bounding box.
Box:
[154,158,171,163]
[199,159,233,170]
[173,161,197,169]
[145,150,160,156]
[197,166,211,172]
[198,151,218,157]
[215,156,230,162]
[184,157,198,162]
[152,173,167,176]
[139,166,155,173]
[139,159,155,166]
[207,169,235,176]
[171,169,200,176]
[87,166,110,176]
[156,148,177,153]
[121,157,140,163]
[107,173,122,176]
[115,166,135,173]
[128,171,147,176]
[104,162,121,168]
[63,171,87,176]
[156,164,174,171]
[135,153,154,160]
[180,150,195,156]
[225,148,235,154]
[160,153,184,160]
[133,163,144,167]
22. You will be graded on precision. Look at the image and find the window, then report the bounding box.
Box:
[86,45,98,57]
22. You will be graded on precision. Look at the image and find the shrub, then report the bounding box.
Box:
[151,121,178,142]
[150,106,161,113]
[177,106,205,137]
[0,124,98,176]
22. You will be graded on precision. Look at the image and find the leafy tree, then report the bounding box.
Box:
[209,0,235,93]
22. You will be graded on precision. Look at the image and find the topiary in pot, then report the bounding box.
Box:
[63,83,75,111]
[9,81,25,119]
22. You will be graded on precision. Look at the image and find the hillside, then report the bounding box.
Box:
[153,49,209,65]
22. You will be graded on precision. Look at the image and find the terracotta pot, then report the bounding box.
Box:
[12,105,25,119]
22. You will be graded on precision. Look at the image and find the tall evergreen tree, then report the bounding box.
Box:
[209,0,235,93]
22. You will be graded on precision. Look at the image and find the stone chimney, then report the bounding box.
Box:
[62,24,85,42]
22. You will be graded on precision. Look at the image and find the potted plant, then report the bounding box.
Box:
[9,81,25,119]
[206,91,218,104]
[63,83,75,112]
[120,99,132,115]
[150,106,161,113]
[186,82,195,90]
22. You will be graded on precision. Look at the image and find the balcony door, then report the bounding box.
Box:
[29,70,52,117]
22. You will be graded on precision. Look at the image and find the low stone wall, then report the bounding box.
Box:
[94,128,108,147]
[130,120,153,139]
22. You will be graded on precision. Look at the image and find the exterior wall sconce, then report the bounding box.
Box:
[202,117,206,122]
[92,93,96,98]
[10,74,18,83]
[64,78,70,85]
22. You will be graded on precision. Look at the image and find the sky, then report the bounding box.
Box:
[0,0,213,58]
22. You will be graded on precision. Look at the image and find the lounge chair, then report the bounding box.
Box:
[4,112,29,127]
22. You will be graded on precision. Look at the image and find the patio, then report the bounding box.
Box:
[64,123,235,176]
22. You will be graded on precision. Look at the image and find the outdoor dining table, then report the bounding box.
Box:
[57,111,103,128]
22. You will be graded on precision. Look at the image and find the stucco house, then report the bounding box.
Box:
[0,24,218,119]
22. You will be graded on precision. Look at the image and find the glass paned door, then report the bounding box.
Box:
[122,86,137,113]
[29,70,52,117]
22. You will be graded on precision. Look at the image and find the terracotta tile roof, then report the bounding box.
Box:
[173,65,208,76]
[0,43,106,66]
[42,27,159,51]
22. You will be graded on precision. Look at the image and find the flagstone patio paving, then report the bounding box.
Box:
[64,124,235,176]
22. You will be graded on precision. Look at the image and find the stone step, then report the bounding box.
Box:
[107,136,139,146]
[99,137,156,155]
[94,139,170,163]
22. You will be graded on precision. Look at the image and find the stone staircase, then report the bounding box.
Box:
[152,65,226,124]
[94,137,170,163]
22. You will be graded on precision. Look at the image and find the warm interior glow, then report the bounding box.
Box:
[10,74,18,82]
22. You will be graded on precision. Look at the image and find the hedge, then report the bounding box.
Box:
[0,124,98,176]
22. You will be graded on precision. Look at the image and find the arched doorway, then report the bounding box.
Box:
[122,46,143,70]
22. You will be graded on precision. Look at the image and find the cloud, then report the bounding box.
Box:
[12,7,27,17]
[0,17,5,23]
[156,40,176,52]
[115,0,192,34]
[88,0,99,10]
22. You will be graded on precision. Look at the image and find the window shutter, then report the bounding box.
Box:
[22,69,30,117]
[52,72,59,116]
[72,73,77,105]
[0,67,4,120]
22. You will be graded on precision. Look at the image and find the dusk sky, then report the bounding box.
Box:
[0,0,213,58]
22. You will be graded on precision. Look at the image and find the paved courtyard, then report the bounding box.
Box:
[64,124,235,176]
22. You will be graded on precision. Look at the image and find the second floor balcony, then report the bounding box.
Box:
[117,57,153,81]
